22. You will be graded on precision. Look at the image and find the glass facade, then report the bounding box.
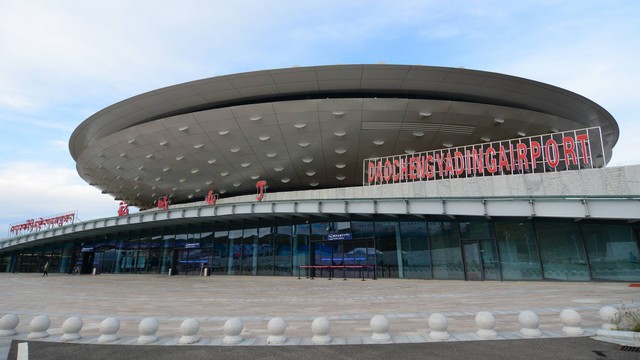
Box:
[1,217,639,282]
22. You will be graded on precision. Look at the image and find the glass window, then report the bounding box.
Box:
[494,221,542,280]
[535,221,589,281]
[582,223,640,281]
[258,225,274,275]
[400,221,431,279]
[479,239,500,280]
[227,228,243,275]
[459,221,491,239]
[375,222,400,278]
[429,221,464,280]
[273,224,292,276]
[293,223,310,273]
[212,226,228,275]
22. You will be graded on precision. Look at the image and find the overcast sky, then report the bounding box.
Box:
[1,0,639,234]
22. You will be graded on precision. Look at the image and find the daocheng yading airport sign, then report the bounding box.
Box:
[363,127,605,186]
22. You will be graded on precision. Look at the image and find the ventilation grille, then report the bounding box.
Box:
[362,122,475,134]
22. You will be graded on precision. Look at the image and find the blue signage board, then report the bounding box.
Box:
[327,232,353,241]
[81,247,94,253]
[185,243,200,249]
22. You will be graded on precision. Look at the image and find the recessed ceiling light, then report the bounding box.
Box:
[335,148,347,154]
[207,159,216,164]
[172,187,178,191]
[194,143,204,149]
[298,141,310,148]
[119,153,127,158]
[306,170,317,176]
[443,142,453,148]
[163,167,170,172]
[219,189,227,194]
[274,166,284,172]
[98,153,105,158]
[493,118,505,124]
[334,131,346,137]
[191,168,199,173]
[176,155,184,161]
[302,157,313,163]
[160,140,168,146]
[372,139,384,146]
[516,131,526,137]
[309,182,319,187]
[138,165,144,171]
[128,139,136,144]
[258,135,271,141]
[179,178,186,183]
[332,110,346,117]
[266,152,278,158]
[218,130,230,135]
[404,149,415,154]
[419,111,432,118]
[480,136,491,142]
[179,126,189,132]
[195,188,201,192]
[250,175,260,180]
[249,115,262,121]
[412,131,425,137]
[155,177,162,181]
[335,163,346,169]
[115,165,122,170]
[293,123,307,129]
[134,176,141,181]
[205,180,213,185]
[550,128,559,133]
[221,171,229,176]
[233,182,242,187]
[151,186,156,190]
[230,147,240,153]
[151,192,156,197]
[241,162,251,168]
[336,175,346,180]
[134,185,138,190]
[145,153,153,159]
[281,177,291,183]
[188,194,193,199]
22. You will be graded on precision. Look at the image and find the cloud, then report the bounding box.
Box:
[0,161,123,236]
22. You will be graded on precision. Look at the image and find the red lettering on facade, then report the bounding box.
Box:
[256,180,267,201]
[117,202,129,216]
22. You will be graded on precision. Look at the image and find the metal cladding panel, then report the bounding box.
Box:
[216,206,234,216]
[253,203,273,214]
[407,200,444,214]
[273,202,296,213]
[377,201,406,214]
[168,211,183,220]
[588,200,640,219]
[128,216,142,224]
[199,206,216,217]
[347,201,375,214]
[446,201,485,216]
[485,201,532,217]
[533,201,585,218]
[234,204,253,214]
[184,208,199,218]
[322,202,347,214]
[105,218,117,227]
[297,202,319,213]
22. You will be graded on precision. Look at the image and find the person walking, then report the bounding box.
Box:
[42,261,49,276]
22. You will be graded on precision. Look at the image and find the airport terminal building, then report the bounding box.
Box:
[1,64,639,282]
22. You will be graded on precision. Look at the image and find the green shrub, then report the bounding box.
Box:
[618,303,640,332]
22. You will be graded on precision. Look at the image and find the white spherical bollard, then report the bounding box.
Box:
[518,311,541,338]
[370,315,392,343]
[137,317,159,345]
[28,315,50,340]
[61,317,83,341]
[311,316,331,345]
[475,311,497,339]
[599,306,621,330]
[428,313,450,340]
[0,314,19,337]
[267,317,287,345]
[179,318,200,344]
[223,318,244,345]
[560,309,583,336]
[98,317,121,343]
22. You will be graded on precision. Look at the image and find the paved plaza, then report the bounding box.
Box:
[0,273,639,358]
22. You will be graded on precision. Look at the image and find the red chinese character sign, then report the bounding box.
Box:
[256,180,267,201]
[117,202,129,216]
[157,195,169,210]
[205,190,218,205]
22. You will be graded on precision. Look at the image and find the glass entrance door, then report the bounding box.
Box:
[311,239,375,279]
[462,241,484,281]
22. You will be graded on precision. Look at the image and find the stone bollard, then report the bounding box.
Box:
[518,311,541,338]
[267,317,287,345]
[475,311,497,339]
[428,313,450,340]
[223,318,244,345]
[28,315,50,340]
[599,306,621,330]
[560,309,584,336]
[0,314,19,337]
[370,315,392,343]
[61,317,83,341]
[98,317,121,343]
[137,317,159,345]
[311,317,331,345]
[179,318,200,344]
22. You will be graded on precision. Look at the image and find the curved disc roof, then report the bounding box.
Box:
[70,64,618,208]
